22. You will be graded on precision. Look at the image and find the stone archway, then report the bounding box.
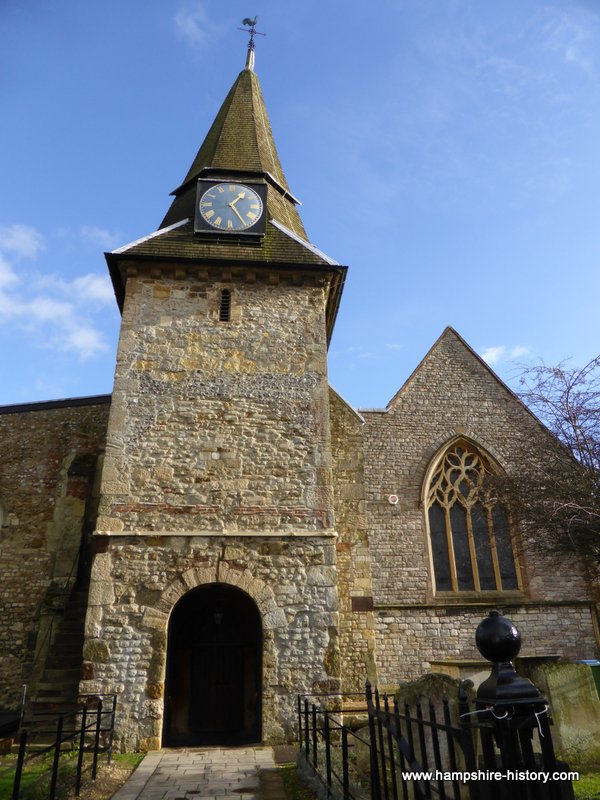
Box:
[163,583,263,746]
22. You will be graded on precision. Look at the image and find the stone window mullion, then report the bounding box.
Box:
[465,506,481,592]
[486,505,503,590]
[443,505,459,592]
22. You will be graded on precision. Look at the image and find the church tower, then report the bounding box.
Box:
[80,45,347,749]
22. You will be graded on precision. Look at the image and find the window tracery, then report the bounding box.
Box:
[426,440,520,593]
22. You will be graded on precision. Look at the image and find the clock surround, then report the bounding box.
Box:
[194,179,267,235]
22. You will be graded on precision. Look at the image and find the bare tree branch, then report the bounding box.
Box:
[488,356,600,564]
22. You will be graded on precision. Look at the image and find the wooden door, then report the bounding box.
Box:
[164,584,262,746]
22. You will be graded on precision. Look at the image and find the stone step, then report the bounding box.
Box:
[46,652,82,666]
[45,657,83,669]
[57,619,85,632]
[52,633,84,647]
[53,630,84,643]
[21,741,77,752]
[28,697,76,708]
[43,668,81,682]
[37,679,79,694]
[26,700,79,714]
[36,683,78,697]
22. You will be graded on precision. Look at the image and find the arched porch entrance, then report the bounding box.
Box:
[163,583,262,746]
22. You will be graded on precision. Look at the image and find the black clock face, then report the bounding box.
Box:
[198,182,264,231]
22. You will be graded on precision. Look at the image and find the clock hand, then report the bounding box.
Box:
[229,191,246,207]
[229,203,246,226]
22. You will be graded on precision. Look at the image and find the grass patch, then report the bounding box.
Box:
[573,772,600,800]
[0,753,52,799]
[111,752,144,770]
[0,749,144,800]
[280,763,319,800]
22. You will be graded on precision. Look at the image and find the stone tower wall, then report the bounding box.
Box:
[97,272,334,535]
[80,535,339,750]
[82,269,341,747]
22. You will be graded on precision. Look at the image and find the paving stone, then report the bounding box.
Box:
[112,746,286,800]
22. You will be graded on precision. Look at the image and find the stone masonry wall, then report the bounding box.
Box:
[83,269,341,747]
[361,329,597,681]
[97,273,335,535]
[0,399,109,707]
[80,536,339,750]
[375,603,597,684]
[329,389,377,691]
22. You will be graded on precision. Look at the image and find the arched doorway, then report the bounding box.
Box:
[163,583,262,746]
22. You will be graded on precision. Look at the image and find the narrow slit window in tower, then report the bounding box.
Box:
[219,289,231,322]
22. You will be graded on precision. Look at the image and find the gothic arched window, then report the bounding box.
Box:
[426,440,520,593]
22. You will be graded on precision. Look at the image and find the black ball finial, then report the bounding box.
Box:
[475,611,542,706]
[475,610,521,663]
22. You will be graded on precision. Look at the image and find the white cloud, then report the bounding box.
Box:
[481,346,506,365]
[174,3,213,48]
[541,7,595,75]
[80,225,122,249]
[0,224,111,362]
[33,272,114,306]
[73,274,114,304]
[0,224,45,259]
[385,343,403,351]
[63,326,107,360]
[481,344,531,365]
[0,289,109,361]
[0,254,18,289]
[25,296,72,322]
[510,345,530,359]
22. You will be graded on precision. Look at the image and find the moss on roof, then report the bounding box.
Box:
[161,69,305,238]
[184,69,288,186]
[117,218,329,266]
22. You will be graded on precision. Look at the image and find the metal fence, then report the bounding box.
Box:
[4,693,117,800]
[298,612,576,800]
[298,682,572,800]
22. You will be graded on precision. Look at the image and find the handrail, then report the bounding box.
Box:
[4,693,118,800]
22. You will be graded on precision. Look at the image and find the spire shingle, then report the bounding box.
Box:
[161,68,305,237]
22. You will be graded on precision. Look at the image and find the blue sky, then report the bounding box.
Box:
[1,0,599,409]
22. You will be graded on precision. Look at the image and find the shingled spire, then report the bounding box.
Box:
[161,67,304,237]
[107,58,346,342]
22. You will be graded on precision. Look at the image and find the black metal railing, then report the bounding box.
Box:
[299,612,574,800]
[298,692,369,800]
[298,683,569,800]
[2,693,117,800]
[365,681,475,800]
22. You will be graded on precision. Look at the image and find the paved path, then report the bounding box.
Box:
[111,746,287,800]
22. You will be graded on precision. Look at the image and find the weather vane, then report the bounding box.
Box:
[239,16,266,70]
